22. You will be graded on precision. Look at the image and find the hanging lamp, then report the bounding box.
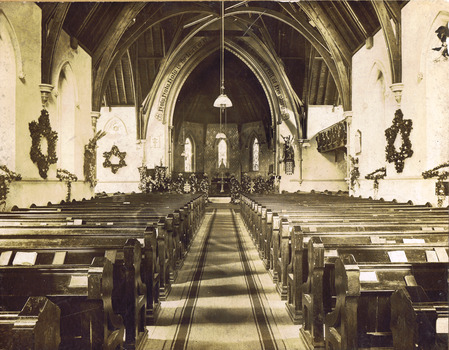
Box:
[214,1,232,139]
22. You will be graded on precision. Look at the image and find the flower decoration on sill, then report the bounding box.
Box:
[365,167,386,190]
[349,156,360,191]
[385,109,413,173]
[84,130,106,188]
[56,168,78,202]
[103,145,127,174]
[0,165,22,210]
[422,161,449,207]
[29,109,58,179]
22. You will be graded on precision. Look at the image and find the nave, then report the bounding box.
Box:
[146,205,305,350]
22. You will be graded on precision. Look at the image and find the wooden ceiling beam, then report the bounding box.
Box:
[316,63,328,105]
[324,68,335,105]
[342,0,368,39]
[119,58,127,105]
[298,2,351,110]
[371,0,401,83]
[92,2,146,111]
[41,3,70,84]
[75,3,100,38]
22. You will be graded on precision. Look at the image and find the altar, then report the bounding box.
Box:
[210,177,230,195]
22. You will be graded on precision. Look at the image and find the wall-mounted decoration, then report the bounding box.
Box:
[316,120,347,153]
[84,130,106,188]
[56,168,78,202]
[365,167,387,191]
[349,156,360,191]
[432,25,449,62]
[0,165,21,210]
[281,135,295,175]
[103,145,127,174]
[422,161,449,207]
[385,109,413,173]
[29,109,58,179]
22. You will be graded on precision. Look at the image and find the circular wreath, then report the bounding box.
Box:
[385,109,413,173]
[29,109,58,179]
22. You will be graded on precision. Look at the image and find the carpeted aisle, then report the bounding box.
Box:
[145,206,307,350]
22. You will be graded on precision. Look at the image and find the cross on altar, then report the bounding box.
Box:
[218,159,226,193]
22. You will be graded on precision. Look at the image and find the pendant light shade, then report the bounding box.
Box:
[213,94,233,108]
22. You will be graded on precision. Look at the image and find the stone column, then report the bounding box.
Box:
[91,111,101,134]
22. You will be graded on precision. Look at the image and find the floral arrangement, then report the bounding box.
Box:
[365,167,387,190]
[172,173,185,194]
[29,109,58,179]
[349,156,360,191]
[103,145,127,174]
[229,175,241,203]
[385,109,413,173]
[199,173,210,202]
[422,161,449,207]
[138,165,155,193]
[188,174,198,193]
[56,168,78,202]
[0,165,21,209]
[84,130,106,188]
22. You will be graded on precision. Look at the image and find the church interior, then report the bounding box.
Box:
[0,1,448,349]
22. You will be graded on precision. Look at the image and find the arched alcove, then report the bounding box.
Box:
[57,63,76,173]
[0,11,17,169]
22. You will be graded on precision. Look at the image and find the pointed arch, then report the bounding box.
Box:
[251,136,260,172]
[57,62,77,173]
[184,134,195,173]
[0,10,24,81]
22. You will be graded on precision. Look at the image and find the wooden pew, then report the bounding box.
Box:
[390,285,448,350]
[0,296,60,350]
[0,228,161,327]
[0,239,147,350]
[300,238,449,348]
[324,254,449,350]
[0,256,125,350]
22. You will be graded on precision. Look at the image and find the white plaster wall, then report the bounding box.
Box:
[351,0,449,206]
[0,4,93,208]
[96,107,141,193]
[293,105,347,193]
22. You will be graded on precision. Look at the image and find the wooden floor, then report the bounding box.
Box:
[144,204,307,349]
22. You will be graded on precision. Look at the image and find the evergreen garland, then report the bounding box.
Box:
[84,130,106,188]
[349,156,360,191]
[29,109,58,179]
[385,109,413,173]
[0,165,22,209]
[365,167,387,190]
[56,168,78,202]
[422,162,449,207]
[103,145,127,174]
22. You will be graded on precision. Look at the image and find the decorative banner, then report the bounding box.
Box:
[103,145,127,174]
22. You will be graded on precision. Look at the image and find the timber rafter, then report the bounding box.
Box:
[371,0,402,84]
[41,3,70,84]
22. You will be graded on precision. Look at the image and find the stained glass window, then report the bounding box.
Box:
[184,137,193,172]
[218,138,227,168]
[252,137,259,171]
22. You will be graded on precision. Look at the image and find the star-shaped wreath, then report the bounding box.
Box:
[103,145,127,174]
[385,109,413,173]
[29,109,58,179]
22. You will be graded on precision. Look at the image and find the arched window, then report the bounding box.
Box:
[58,64,76,173]
[252,137,259,171]
[218,138,227,168]
[184,137,194,172]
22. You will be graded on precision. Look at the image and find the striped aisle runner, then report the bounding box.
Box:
[145,207,306,350]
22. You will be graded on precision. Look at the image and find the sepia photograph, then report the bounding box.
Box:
[0,0,448,349]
